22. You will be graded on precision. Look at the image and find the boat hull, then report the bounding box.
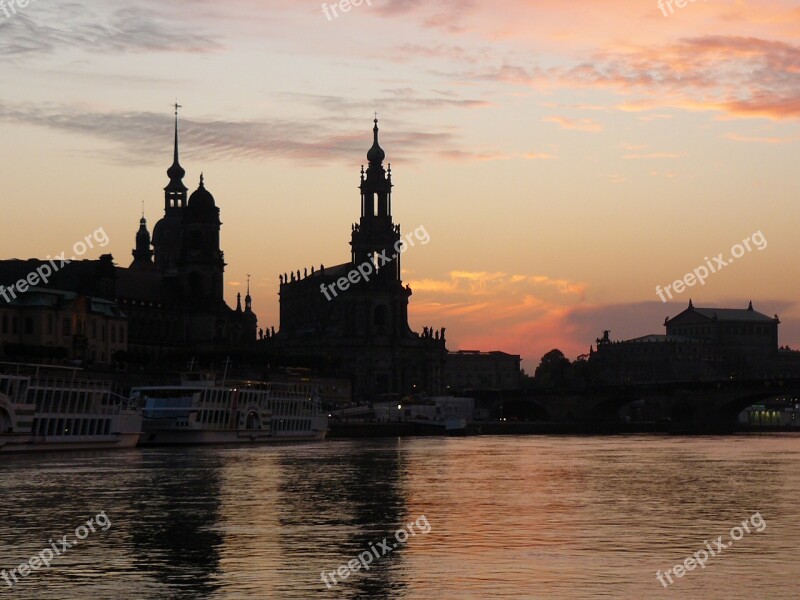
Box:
[138,428,327,446]
[0,432,141,453]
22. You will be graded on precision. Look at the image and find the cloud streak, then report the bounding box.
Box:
[0,102,462,166]
[0,4,223,58]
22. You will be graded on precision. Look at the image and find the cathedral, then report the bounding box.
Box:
[263,119,447,401]
[119,107,258,358]
[0,108,257,365]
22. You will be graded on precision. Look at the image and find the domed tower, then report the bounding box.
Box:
[181,173,225,304]
[152,104,187,270]
[350,118,403,282]
[130,211,155,269]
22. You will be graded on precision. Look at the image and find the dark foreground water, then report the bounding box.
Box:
[1,435,799,599]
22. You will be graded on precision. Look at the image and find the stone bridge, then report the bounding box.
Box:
[478,378,800,432]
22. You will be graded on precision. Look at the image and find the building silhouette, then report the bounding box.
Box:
[590,300,799,383]
[0,109,257,364]
[263,119,447,400]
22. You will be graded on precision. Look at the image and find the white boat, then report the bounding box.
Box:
[132,372,328,445]
[0,363,142,453]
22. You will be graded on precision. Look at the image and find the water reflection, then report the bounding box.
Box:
[1,435,800,599]
[278,440,409,598]
[127,449,224,599]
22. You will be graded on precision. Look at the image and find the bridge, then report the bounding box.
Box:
[478,378,800,433]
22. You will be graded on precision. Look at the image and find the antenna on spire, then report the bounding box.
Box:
[141,200,145,218]
[246,274,251,296]
[174,101,182,116]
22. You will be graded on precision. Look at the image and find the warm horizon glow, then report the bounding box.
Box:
[2,0,799,369]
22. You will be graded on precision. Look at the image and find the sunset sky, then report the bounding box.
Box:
[1,0,799,369]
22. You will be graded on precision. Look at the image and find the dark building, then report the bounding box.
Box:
[117,109,257,358]
[263,119,447,401]
[0,109,257,364]
[0,286,127,365]
[444,350,522,391]
[590,300,795,383]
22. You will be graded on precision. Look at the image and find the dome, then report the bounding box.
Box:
[188,173,216,209]
[151,216,179,249]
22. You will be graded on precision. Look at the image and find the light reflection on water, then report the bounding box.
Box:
[1,435,799,599]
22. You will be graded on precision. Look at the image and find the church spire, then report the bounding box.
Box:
[352,117,400,281]
[245,274,253,313]
[366,116,386,168]
[164,103,188,211]
[131,211,154,268]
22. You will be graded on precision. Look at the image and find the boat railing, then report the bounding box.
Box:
[29,376,114,392]
[26,377,135,413]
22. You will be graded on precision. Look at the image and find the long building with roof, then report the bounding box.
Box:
[590,300,799,383]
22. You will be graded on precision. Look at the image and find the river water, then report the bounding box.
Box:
[1,435,798,599]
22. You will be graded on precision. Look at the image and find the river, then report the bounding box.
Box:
[1,435,798,599]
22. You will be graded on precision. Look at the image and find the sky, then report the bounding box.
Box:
[1,0,799,370]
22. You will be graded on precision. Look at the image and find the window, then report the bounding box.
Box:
[1,315,6,334]
[63,318,71,336]
[47,315,53,335]
[24,317,33,335]
[12,317,17,334]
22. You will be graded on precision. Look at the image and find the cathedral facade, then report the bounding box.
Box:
[264,120,447,401]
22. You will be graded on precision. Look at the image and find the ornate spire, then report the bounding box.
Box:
[245,274,252,312]
[166,103,186,183]
[164,103,188,212]
[236,292,242,313]
[367,117,386,166]
[131,211,153,267]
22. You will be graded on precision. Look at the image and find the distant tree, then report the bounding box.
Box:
[534,349,572,389]
[571,355,591,388]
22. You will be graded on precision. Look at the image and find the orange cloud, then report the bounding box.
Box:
[407,271,589,366]
[623,152,683,159]
[725,132,798,144]
[544,116,603,132]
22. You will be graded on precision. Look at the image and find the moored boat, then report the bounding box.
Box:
[131,372,328,446]
[0,363,142,453]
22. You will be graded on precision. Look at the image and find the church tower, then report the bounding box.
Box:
[152,104,187,270]
[350,118,402,282]
[130,212,154,269]
[181,173,225,304]
[270,118,445,400]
